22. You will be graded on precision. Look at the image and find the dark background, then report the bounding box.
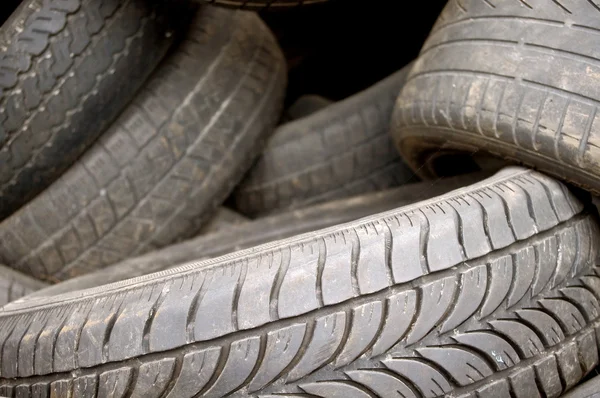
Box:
[261,0,447,105]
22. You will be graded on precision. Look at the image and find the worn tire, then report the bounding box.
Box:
[0,7,287,282]
[0,0,180,219]
[235,65,415,216]
[22,172,487,299]
[392,0,600,196]
[0,167,598,398]
[0,265,46,307]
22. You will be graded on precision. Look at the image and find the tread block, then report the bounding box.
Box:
[421,203,465,272]
[384,358,452,397]
[533,356,562,398]
[448,195,491,259]
[469,189,514,250]
[407,276,456,344]
[509,366,541,398]
[203,337,261,397]
[334,301,382,367]
[452,331,520,371]
[417,346,494,386]
[490,320,545,358]
[278,245,320,319]
[441,264,487,332]
[287,312,346,382]
[556,341,583,390]
[345,369,418,398]
[248,324,306,392]
[98,367,133,398]
[507,245,535,307]
[389,213,425,284]
[164,347,220,398]
[129,358,175,398]
[355,223,389,294]
[480,255,513,318]
[370,290,416,357]
[321,234,355,305]
[300,381,372,398]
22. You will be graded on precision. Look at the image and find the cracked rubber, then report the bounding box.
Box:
[0,265,46,307]
[0,0,180,219]
[234,64,415,216]
[22,172,486,300]
[392,0,600,196]
[0,167,598,398]
[0,7,287,282]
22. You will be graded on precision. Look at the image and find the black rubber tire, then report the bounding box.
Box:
[0,7,287,282]
[392,0,600,196]
[0,264,46,307]
[234,65,416,216]
[0,0,180,220]
[22,172,487,299]
[283,94,333,122]
[0,167,597,398]
[199,0,328,10]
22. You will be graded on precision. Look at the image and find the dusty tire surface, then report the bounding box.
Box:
[0,264,46,307]
[0,167,597,398]
[392,0,600,195]
[234,65,415,216]
[22,173,486,299]
[0,7,287,282]
[0,0,180,219]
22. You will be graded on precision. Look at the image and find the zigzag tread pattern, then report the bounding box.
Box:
[0,209,597,396]
[0,8,286,280]
[0,0,177,218]
[0,168,594,396]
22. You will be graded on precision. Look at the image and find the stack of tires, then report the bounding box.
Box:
[0,0,599,397]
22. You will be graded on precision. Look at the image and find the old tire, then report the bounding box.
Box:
[0,167,598,398]
[0,265,46,307]
[392,0,600,195]
[0,7,286,282]
[0,0,180,219]
[234,65,415,216]
[22,172,487,299]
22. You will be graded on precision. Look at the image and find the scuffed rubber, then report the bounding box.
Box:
[0,7,287,281]
[392,0,600,196]
[0,0,180,219]
[0,167,597,398]
[23,172,486,299]
[235,65,415,216]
